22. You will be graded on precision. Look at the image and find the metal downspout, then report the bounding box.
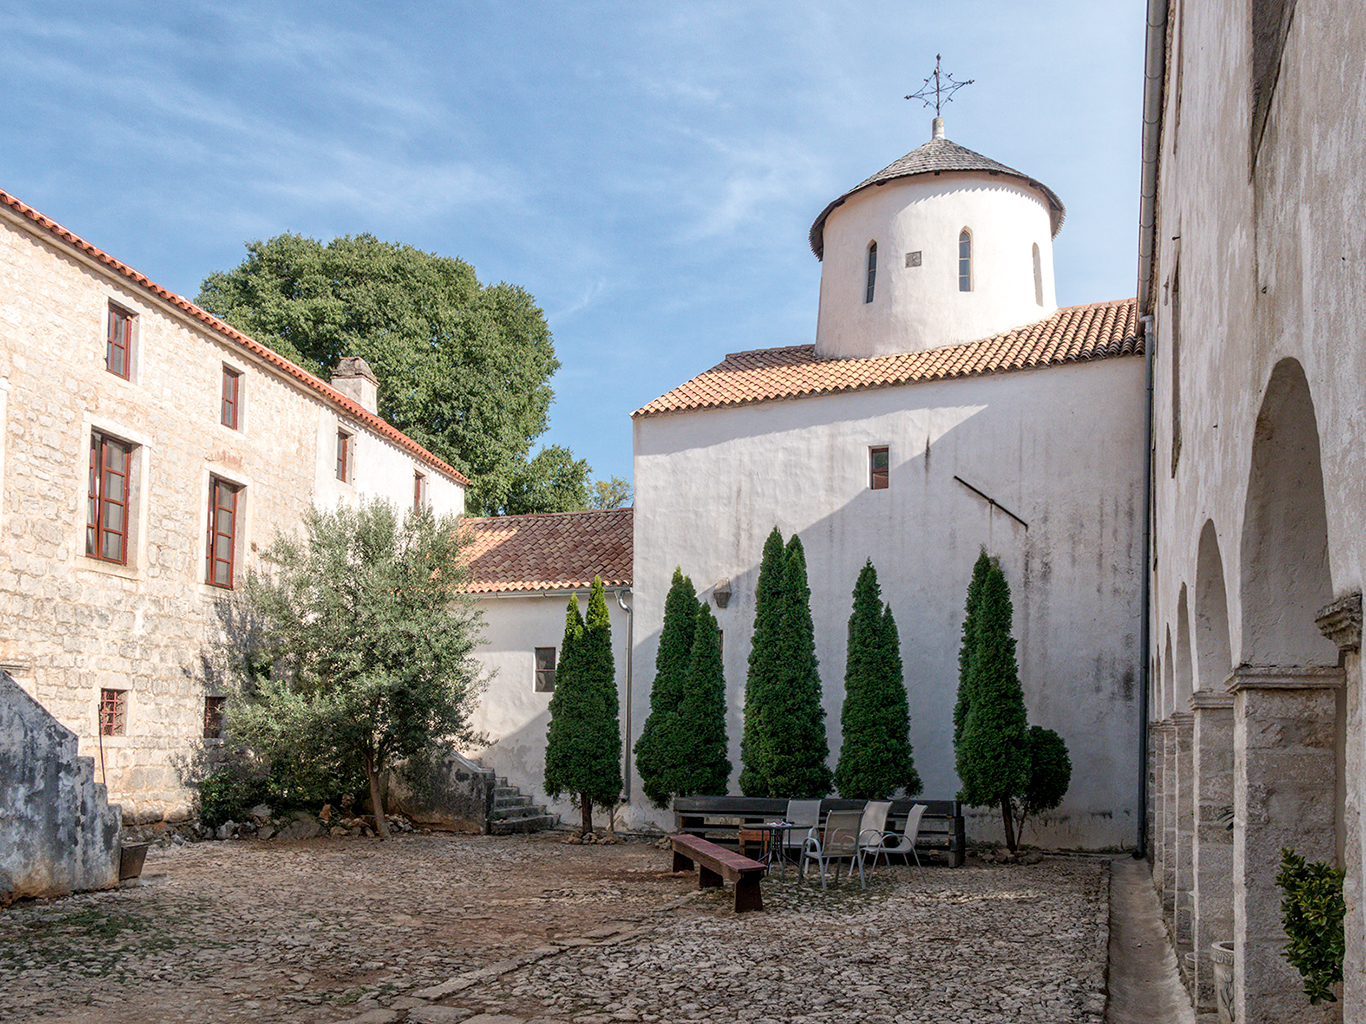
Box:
[616,588,633,806]
[1136,0,1169,858]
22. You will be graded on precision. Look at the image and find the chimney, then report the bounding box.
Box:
[330,356,379,415]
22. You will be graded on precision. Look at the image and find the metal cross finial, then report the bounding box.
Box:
[905,54,974,116]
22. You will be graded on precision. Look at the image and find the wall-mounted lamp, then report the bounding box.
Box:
[713,578,732,609]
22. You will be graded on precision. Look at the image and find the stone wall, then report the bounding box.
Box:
[0,200,465,823]
[0,670,121,903]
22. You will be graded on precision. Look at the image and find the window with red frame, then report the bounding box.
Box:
[205,477,240,588]
[87,432,132,563]
[869,446,889,490]
[203,695,227,739]
[221,367,241,429]
[414,471,427,512]
[336,431,351,482]
[99,688,126,736]
[106,305,133,378]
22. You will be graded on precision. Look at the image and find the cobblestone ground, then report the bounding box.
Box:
[0,834,1109,1024]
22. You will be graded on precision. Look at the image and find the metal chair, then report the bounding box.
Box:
[861,802,928,880]
[778,798,822,871]
[801,808,864,889]
[854,800,892,876]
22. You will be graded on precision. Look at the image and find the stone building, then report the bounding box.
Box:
[0,189,467,824]
[627,120,1147,846]
[1140,1,1366,1020]
[463,508,633,825]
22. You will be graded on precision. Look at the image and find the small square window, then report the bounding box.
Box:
[221,367,241,429]
[336,431,352,483]
[905,251,922,268]
[203,695,227,739]
[869,446,889,490]
[534,647,557,692]
[106,305,134,379]
[414,471,428,512]
[99,688,126,736]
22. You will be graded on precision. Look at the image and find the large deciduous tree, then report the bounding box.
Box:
[635,569,699,807]
[544,577,622,834]
[218,500,482,840]
[739,529,832,798]
[835,561,920,800]
[195,233,583,516]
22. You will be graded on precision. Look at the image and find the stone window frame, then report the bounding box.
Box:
[864,241,878,304]
[205,475,242,589]
[197,463,253,600]
[958,229,973,292]
[220,365,242,430]
[203,695,227,740]
[414,470,428,513]
[79,417,150,579]
[99,687,127,736]
[534,647,557,692]
[869,445,890,490]
[336,429,353,484]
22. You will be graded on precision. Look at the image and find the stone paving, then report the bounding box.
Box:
[0,833,1109,1024]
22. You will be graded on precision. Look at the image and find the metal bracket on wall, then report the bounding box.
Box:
[953,475,1028,530]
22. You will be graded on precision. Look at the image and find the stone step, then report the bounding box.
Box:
[494,793,535,810]
[490,813,559,835]
[491,803,551,822]
[492,786,521,801]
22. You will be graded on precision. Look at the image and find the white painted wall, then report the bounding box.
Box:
[630,356,1145,848]
[816,172,1057,359]
[312,409,464,520]
[468,589,632,824]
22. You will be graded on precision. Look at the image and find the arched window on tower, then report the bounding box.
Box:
[1033,243,1043,306]
[958,230,972,292]
[865,242,877,303]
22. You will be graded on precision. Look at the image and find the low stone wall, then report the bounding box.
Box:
[385,748,494,833]
[0,671,122,903]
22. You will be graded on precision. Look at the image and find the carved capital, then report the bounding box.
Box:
[1316,592,1362,653]
[1226,663,1344,693]
[1190,690,1234,711]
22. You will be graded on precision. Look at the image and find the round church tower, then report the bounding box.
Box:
[811,118,1065,360]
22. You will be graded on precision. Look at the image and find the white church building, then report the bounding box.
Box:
[623,118,1146,847]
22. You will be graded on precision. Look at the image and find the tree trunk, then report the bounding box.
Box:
[580,793,593,837]
[1000,796,1017,854]
[365,752,391,841]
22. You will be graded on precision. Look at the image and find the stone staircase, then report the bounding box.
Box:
[489,776,558,835]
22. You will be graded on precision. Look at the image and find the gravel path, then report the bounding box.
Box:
[0,834,1109,1024]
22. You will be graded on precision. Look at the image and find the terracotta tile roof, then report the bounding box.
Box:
[0,188,469,485]
[810,135,1065,259]
[463,508,633,594]
[634,299,1141,419]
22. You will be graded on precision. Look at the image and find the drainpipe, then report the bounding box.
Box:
[615,589,633,805]
[1135,0,1168,861]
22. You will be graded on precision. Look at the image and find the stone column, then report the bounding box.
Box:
[1191,689,1234,1009]
[1163,720,1178,922]
[1317,595,1361,1023]
[1230,665,1343,1024]
[1152,721,1171,902]
[1174,710,1195,950]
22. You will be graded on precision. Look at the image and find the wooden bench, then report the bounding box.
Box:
[672,796,966,868]
[669,833,766,912]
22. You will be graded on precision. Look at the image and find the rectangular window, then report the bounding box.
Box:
[336,430,351,483]
[414,471,428,512]
[99,688,126,736]
[869,446,889,490]
[106,305,133,379]
[203,695,226,739]
[534,647,557,692]
[221,367,241,429]
[87,433,132,563]
[205,476,240,588]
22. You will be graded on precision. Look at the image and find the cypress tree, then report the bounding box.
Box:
[544,578,623,834]
[953,549,992,750]
[739,528,789,796]
[955,558,1030,851]
[836,561,919,799]
[769,535,833,797]
[673,601,731,796]
[634,568,698,807]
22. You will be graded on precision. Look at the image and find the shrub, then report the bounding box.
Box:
[1276,848,1346,1004]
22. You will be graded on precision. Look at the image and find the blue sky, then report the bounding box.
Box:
[0,2,1145,489]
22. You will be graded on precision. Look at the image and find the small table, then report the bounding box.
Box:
[760,821,808,880]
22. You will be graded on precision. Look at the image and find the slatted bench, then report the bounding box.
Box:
[669,833,766,912]
[672,796,966,867]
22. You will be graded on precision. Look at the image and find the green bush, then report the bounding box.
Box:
[1276,848,1345,1004]
[197,765,267,829]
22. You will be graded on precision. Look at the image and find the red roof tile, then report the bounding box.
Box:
[0,188,469,485]
[463,508,633,594]
[634,299,1141,418]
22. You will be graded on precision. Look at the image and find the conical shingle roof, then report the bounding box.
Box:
[809,136,1066,259]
